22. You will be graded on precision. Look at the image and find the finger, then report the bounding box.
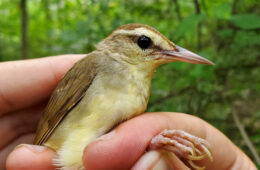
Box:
[6,144,56,170]
[0,133,34,170]
[132,150,190,170]
[0,54,85,115]
[83,112,238,170]
[231,149,257,170]
[0,102,45,148]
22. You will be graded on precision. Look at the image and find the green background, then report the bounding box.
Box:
[0,0,259,167]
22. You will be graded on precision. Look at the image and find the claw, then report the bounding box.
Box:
[149,129,213,170]
[188,160,205,170]
[201,145,213,162]
[194,147,202,155]
[187,153,207,160]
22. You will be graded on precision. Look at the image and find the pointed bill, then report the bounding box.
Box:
[161,45,215,65]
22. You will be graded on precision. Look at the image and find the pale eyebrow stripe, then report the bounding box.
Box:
[114,27,174,50]
[114,29,142,36]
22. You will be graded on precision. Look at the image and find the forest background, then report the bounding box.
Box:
[0,0,259,167]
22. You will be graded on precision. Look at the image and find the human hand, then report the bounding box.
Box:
[6,112,257,170]
[2,56,256,170]
[0,55,85,170]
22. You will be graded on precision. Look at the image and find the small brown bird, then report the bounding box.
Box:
[34,23,214,169]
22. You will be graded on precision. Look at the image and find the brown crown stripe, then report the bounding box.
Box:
[114,23,175,49]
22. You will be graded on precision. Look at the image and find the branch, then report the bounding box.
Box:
[232,111,260,164]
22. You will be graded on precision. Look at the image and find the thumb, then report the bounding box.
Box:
[83,113,175,169]
[6,144,56,170]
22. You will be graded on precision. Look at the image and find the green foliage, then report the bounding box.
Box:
[211,2,232,19]
[174,14,204,40]
[0,0,259,165]
[231,14,260,29]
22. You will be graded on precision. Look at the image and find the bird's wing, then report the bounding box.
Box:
[34,55,97,145]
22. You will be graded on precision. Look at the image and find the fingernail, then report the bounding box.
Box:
[15,144,47,153]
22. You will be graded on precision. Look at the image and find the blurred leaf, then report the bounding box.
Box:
[212,3,232,19]
[174,14,205,39]
[234,31,260,46]
[256,163,260,170]
[219,28,233,39]
[230,14,260,29]
[205,103,231,120]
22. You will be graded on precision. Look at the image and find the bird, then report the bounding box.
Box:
[34,23,214,169]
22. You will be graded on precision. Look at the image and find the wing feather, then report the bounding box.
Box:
[34,55,97,145]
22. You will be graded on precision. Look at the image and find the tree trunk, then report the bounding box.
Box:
[201,0,208,14]
[173,0,182,21]
[42,0,51,20]
[193,0,201,50]
[20,0,28,59]
[193,0,201,13]
[232,0,239,14]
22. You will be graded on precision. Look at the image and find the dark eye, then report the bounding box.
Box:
[137,35,151,49]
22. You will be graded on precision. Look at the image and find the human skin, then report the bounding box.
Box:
[0,55,256,170]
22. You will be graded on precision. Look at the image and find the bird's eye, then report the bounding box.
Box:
[137,35,151,49]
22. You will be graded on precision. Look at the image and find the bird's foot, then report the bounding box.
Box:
[149,129,213,170]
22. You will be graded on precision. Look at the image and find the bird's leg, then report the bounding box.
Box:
[149,129,213,170]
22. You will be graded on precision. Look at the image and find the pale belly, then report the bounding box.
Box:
[45,80,149,168]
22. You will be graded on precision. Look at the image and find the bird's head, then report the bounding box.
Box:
[96,24,214,68]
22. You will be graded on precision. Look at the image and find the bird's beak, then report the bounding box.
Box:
[160,45,214,65]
